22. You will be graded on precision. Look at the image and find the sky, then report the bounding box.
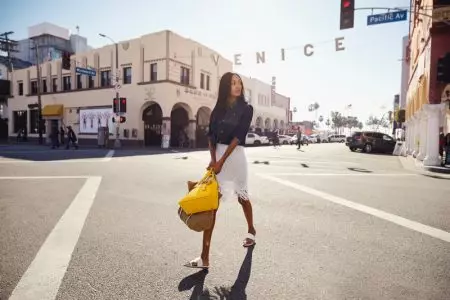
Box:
[1,0,411,124]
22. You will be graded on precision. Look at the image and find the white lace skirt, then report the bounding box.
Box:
[215,143,249,201]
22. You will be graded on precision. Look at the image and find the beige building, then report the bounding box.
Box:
[7,29,290,148]
[241,76,290,134]
[8,30,231,148]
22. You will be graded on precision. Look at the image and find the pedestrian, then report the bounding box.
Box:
[184,72,256,269]
[65,126,79,149]
[296,129,302,150]
[60,126,65,145]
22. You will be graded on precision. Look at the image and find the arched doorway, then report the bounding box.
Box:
[142,103,162,146]
[196,106,211,148]
[273,119,279,130]
[171,103,191,148]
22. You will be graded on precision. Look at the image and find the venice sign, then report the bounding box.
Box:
[210,37,346,66]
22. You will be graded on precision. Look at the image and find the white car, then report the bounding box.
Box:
[278,135,291,145]
[308,135,318,143]
[245,133,269,146]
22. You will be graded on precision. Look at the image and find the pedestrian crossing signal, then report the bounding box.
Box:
[340,0,355,30]
[112,116,126,123]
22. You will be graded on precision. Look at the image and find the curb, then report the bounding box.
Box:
[398,155,450,179]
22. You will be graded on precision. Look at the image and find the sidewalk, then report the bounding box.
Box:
[398,155,450,179]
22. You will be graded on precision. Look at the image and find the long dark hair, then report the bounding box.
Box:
[212,72,246,115]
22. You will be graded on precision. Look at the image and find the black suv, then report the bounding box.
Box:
[346,131,396,154]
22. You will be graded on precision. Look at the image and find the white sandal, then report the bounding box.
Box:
[243,233,256,247]
[183,257,209,269]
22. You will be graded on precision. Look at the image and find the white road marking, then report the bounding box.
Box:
[260,173,417,176]
[101,149,115,161]
[0,176,88,180]
[257,174,450,243]
[8,176,102,300]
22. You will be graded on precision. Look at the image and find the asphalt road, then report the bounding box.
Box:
[1,143,449,300]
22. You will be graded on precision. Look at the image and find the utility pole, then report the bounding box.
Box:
[114,42,121,148]
[99,33,121,148]
[32,39,44,144]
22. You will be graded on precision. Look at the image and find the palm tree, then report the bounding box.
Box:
[308,102,320,122]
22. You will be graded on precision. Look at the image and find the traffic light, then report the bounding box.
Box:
[395,109,405,123]
[340,0,355,30]
[120,97,127,113]
[62,51,71,70]
[437,53,450,83]
[112,97,126,113]
[112,116,126,123]
[113,98,119,113]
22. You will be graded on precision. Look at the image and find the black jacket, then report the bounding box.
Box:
[208,99,253,146]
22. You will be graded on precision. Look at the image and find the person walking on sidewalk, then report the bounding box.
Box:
[184,72,256,269]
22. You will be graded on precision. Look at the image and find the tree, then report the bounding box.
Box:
[357,122,363,130]
[325,119,331,127]
[308,102,320,122]
[366,115,381,130]
[331,111,346,134]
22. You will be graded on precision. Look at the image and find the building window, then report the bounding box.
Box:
[52,78,57,92]
[63,76,71,91]
[206,75,210,91]
[18,82,23,95]
[77,74,82,89]
[150,63,157,81]
[200,73,205,89]
[180,67,190,85]
[88,76,94,88]
[123,67,132,84]
[13,110,27,133]
[101,70,111,87]
[30,80,38,95]
[42,79,47,93]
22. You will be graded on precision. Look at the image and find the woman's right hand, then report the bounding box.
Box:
[207,160,216,170]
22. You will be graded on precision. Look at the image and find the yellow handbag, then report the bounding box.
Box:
[178,169,219,215]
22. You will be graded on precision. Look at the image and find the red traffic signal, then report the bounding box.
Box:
[340,0,355,30]
[120,97,127,113]
[113,97,127,113]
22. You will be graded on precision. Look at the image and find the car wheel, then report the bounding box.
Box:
[350,147,356,152]
[254,140,261,146]
[364,143,372,153]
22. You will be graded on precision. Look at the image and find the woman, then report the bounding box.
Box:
[184,72,256,269]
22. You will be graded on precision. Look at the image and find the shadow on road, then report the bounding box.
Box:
[0,144,208,162]
[179,245,254,299]
[348,167,373,173]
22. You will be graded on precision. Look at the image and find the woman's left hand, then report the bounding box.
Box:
[212,160,224,174]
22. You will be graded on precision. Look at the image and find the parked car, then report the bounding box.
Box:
[290,135,298,145]
[278,135,291,145]
[309,135,318,143]
[328,134,346,143]
[246,133,269,146]
[346,131,396,154]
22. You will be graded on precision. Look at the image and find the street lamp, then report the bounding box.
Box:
[99,33,121,148]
